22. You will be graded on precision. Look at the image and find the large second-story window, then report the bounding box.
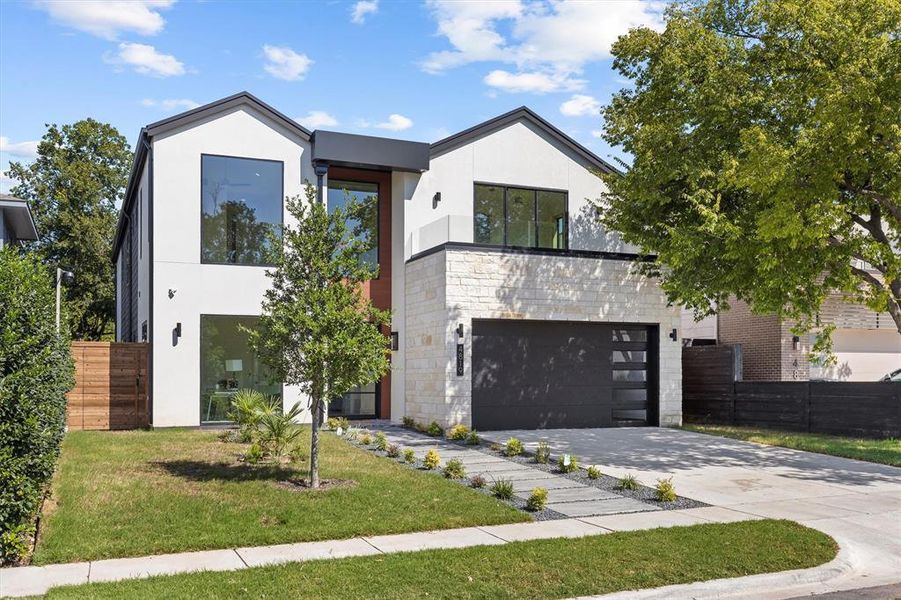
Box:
[327,180,379,269]
[201,154,283,265]
[474,183,567,249]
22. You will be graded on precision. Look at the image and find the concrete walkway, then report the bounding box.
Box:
[2,508,806,598]
[481,427,901,599]
[372,426,658,517]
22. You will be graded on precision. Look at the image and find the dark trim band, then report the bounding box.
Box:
[406,241,654,264]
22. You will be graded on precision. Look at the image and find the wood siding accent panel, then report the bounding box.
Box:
[67,342,149,430]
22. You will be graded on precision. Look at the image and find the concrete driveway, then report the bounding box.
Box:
[481,427,901,599]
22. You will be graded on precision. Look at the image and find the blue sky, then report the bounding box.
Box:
[0,1,663,193]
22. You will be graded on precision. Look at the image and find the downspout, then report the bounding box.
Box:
[141,134,155,427]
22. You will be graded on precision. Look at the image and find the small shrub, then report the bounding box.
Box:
[326,416,349,431]
[587,465,601,479]
[490,478,514,500]
[374,431,388,451]
[465,431,480,445]
[526,487,548,511]
[386,443,400,458]
[403,448,416,463]
[446,424,470,440]
[489,442,503,452]
[505,437,524,457]
[535,440,551,464]
[228,389,278,443]
[426,421,444,437]
[470,474,486,488]
[218,429,240,443]
[656,477,677,502]
[346,428,360,441]
[557,453,578,473]
[619,474,640,490]
[423,449,441,470]
[288,445,307,463]
[244,443,265,464]
[443,459,466,479]
[256,401,305,460]
[402,416,416,429]
[359,433,372,446]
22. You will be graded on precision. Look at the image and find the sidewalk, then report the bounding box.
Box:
[3,508,781,597]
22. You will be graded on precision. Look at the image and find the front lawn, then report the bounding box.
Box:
[682,425,901,467]
[46,520,836,599]
[34,429,527,564]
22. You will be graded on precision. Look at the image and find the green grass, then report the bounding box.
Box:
[45,520,836,599]
[683,425,901,467]
[34,429,528,564]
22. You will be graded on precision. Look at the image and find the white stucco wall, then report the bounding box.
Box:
[405,248,683,428]
[405,118,635,258]
[150,105,313,427]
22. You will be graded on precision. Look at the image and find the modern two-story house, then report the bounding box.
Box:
[113,92,682,430]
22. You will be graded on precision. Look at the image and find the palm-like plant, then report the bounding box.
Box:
[227,389,279,442]
[256,401,305,460]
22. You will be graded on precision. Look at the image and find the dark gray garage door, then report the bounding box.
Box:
[471,320,657,430]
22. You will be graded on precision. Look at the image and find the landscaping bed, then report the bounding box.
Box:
[343,423,706,517]
[45,519,838,599]
[682,425,901,467]
[31,429,527,564]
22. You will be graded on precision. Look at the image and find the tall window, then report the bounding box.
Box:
[327,180,379,268]
[474,184,567,249]
[201,155,283,265]
[200,315,281,424]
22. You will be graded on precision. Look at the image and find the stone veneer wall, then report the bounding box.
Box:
[404,248,683,428]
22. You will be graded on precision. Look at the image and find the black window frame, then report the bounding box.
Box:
[473,182,569,250]
[199,153,285,267]
[326,178,381,275]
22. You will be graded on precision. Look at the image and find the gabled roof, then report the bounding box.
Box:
[430,106,620,175]
[0,194,39,241]
[144,91,312,141]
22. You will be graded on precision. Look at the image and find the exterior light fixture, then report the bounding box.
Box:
[457,323,464,339]
[391,331,399,351]
[432,192,441,209]
[792,335,800,350]
[669,328,678,341]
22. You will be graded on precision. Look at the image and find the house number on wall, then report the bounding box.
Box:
[456,343,464,376]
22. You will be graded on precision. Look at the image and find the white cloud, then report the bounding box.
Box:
[33,0,174,40]
[375,114,413,131]
[262,45,312,81]
[560,94,601,117]
[0,172,17,194]
[296,111,338,129]
[484,70,584,94]
[350,0,378,24]
[108,42,185,77]
[591,129,604,138]
[0,136,40,159]
[358,114,413,131]
[422,0,664,94]
[141,98,200,111]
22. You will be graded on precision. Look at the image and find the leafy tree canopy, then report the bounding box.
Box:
[600,0,901,338]
[7,119,132,340]
[248,183,390,488]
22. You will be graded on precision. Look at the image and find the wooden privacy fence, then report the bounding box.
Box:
[683,345,901,439]
[67,342,149,430]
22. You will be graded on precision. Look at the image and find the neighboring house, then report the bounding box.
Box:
[113,92,682,430]
[0,194,38,248]
[682,295,900,382]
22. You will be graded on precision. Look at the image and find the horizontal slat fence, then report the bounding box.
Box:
[683,345,901,439]
[67,342,149,430]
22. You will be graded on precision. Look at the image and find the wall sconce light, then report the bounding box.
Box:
[390,331,399,351]
[432,192,441,209]
[457,323,464,339]
[792,335,800,350]
[175,322,182,338]
[168,288,177,299]
[669,328,678,341]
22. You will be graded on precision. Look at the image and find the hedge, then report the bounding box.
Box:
[0,248,74,564]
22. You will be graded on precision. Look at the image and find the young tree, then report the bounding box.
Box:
[248,183,390,488]
[600,0,900,343]
[7,119,132,340]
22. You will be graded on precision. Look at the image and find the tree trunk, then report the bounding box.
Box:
[309,395,321,489]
